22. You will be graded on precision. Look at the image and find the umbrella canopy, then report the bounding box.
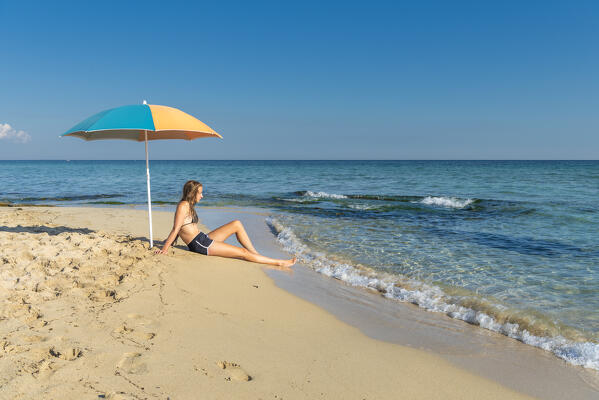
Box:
[62,103,222,248]
[62,103,222,141]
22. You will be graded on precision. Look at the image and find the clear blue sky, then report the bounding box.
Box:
[1,0,597,160]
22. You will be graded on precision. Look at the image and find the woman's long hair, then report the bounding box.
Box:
[174,180,202,245]
[181,180,202,223]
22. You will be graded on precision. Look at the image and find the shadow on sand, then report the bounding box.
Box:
[0,225,96,236]
[0,225,193,251]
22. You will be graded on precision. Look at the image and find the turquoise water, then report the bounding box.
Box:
[1,160,598,368]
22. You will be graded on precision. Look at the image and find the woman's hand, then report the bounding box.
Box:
[154,247,168,255]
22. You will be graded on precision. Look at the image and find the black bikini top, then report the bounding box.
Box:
[181,212,198,227]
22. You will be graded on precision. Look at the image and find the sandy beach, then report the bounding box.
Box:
[0,206,539,399]
[4,0,599,397]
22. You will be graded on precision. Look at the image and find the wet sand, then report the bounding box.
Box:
[0,206,545,398]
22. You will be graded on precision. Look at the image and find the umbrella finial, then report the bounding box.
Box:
[143,100,147,105]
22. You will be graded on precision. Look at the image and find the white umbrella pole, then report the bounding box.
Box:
[144,130,154,248]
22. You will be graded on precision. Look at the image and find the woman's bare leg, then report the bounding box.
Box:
[208,220,258,254]
[208,241,296,269]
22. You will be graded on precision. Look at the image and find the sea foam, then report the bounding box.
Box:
[347,204,377,210]
[303,191,348,199]
[419,196,474,208]
[266,216,599,371]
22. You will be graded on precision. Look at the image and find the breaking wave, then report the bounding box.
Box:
[295,191,348,199]
[266,216,599,371]
[419,196,475,208]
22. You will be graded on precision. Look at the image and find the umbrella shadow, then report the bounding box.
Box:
[0,225,96,236]
[121,237,186,249]
[147,239,188,251]
[1,225,189,251]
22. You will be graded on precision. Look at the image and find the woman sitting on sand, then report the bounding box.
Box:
[154,180,296,269]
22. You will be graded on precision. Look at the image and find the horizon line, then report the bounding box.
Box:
[0,159,598,162]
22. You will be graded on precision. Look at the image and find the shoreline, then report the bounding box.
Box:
[199,206,599,399]
[0,205,596,398]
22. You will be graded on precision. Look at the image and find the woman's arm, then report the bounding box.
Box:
[154,202,187,254]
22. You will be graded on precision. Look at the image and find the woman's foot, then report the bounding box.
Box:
[278,257,297,268]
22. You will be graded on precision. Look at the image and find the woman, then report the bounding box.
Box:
[154,180,296,269]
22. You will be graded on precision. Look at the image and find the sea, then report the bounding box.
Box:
[1,160,598,370]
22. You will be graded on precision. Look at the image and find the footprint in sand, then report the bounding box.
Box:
[88,288,118,302]
[116,352,148,374]
[126,313,159,328]
[49,346,83,361]
[216,361,252,382]
[22,358,55,379]
[20,348,59,379]
[113,323,155,341]
[0,340,27,355]
[113,315,157,345]
[36,360,57,380]
[23,335,47,343]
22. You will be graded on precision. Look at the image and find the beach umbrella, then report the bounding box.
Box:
[62,101,222,248]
